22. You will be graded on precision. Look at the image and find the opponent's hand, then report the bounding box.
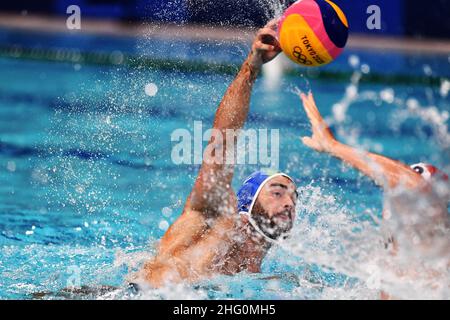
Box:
[300,92,337,153]
[249,19,283,69]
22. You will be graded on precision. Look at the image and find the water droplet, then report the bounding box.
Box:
[6,161,16,172]
[162,207,173,217]
[145,83,158,97]
[346,84,357,99]
[348,55,360,68]
[380,88,395,104]
[159,220,169,231]
[423,64,432,76]
[406,98,419,111]
[361,64,370,74]
[75,185,85,194]
[110,50,124,65]
[440,79,450,98]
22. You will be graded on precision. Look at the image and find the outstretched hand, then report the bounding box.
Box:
[249,19,283,68]
[300,92,337,153]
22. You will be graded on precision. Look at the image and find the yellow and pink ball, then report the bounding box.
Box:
[278,0,349,67]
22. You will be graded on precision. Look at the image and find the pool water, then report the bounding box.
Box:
[0,29,449,299]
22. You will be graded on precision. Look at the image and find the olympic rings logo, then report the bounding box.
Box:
[292,46,312,65]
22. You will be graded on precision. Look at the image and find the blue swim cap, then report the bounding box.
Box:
[237,170,295,215]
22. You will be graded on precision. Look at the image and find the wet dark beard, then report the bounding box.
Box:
[251,201,293,240]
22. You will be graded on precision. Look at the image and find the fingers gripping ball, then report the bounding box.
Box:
[278,0,349,67]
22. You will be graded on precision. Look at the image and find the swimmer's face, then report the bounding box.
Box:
[251,176,297,239]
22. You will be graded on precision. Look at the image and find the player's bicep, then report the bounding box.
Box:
[156,206,208,259]
[156,189,237,259]
[189,162,235,214]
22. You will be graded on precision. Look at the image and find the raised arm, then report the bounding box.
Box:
[188,20,282,215]
[299,92,424,190]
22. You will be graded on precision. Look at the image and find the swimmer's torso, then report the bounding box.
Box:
[142,212,249,287]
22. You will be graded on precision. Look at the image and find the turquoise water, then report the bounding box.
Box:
[0,29,449,299]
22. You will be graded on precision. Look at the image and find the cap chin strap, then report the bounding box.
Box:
[239,211,287,247]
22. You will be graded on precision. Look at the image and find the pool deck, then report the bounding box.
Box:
[0,12,449,55]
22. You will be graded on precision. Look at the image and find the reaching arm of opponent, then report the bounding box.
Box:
[299,92,424,190]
